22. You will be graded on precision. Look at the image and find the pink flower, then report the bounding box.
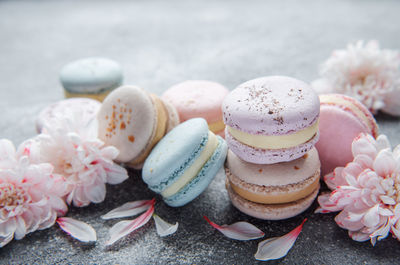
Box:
[317,133,400,245]
[312,40,400,115]
[0,139,67,247]
[21,111,128,207]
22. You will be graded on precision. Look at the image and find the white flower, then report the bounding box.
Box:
[0,139,67,247]
[22,110,128,207]
[312,40,400,115]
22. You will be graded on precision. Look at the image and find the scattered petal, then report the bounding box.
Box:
[153,214,178,237]
[101,199,155,220]
[106,204,154,246]
[254,219,307,261]
[203,216,264,241]
[57,217,96,243]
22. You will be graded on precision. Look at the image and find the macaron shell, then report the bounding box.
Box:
[60,57,123,94]
[316,105,372,175]
[36,98,101,133]
[98,86,156,163]
[226,180,319,220]
[128,94,168,168]
[225,127,319,164]
[223,76,320,135]
[162,80,229,124]
[164,136,228,207]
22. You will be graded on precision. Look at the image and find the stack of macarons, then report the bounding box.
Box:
[222,76,321,220]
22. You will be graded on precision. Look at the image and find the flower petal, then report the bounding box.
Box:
[311,78,334,94]
[101,199,155,220]
[153,214,178,237]
[373,149,396,177]
[382,88,400,116]
[105,164,128,185]
[352,133,377,159]
[56,217,97,243]
[203,216,264,241]
[348,231,370,242]
[362,205,380,227]
[254,219,307,261]
[106,204,154,246]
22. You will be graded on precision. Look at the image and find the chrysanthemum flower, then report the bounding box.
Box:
[22,111,128,207]
[0,139,67,247]
[317,133,400,245]
[312,40,400,115]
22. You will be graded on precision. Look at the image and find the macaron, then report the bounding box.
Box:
[60,57,123,101]
[223,76,320,164]
[225,147,321,220]
[142,118,228,207]
[316,94,378,176]
[97,85,179,168]
[162,80,229,136]
[36,98,101,133]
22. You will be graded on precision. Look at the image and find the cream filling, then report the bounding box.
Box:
[227,121,318,149]
[64,90,110,102]
[161,131,218,198]
[320,94,372,131]
[208,120,225,133]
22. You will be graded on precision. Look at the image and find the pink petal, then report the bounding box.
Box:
[0,233,14,247]
[391,226,400,240]
[254,219,307,261]
[376,135,391,151]
[317,193,342,212]
[57,217,97,242]
[373,149,396,177]
[348,231,370,242]
[100,146,120,160]
[203,216,264,241]
[352,133,377,159]
[311,78,334,94]
[362,205,380,227]
[153,214,178,237]
[106,204,154,246]
[382,88,400,116]
[0,139,16,163]
[353,154,374,170]
[84,182,106,204]
[101,199,155,220]
[105,164,128,185]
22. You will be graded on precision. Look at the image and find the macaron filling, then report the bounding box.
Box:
[227,169,320,204]
[64,90,112,101]
[208,120,226,134]
[227,121,319,149]
[161,131,218,198]
[128,94,168,167]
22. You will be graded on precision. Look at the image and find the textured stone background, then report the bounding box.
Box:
[1,0,400,264]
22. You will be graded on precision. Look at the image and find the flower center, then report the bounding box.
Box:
[0,182,31,208]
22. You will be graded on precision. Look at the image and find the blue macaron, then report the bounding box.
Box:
[142,118,228,207]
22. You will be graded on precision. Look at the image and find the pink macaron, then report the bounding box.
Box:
[316,94,379,176]
[162,80,229,137]
[222,76,320,164]
[36,98,101,133]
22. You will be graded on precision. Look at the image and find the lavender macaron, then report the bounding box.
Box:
[222,76,320,164]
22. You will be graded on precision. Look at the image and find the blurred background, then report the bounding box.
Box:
[1,0,399,145]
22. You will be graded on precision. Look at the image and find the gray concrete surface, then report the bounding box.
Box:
[1,0,400,264]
